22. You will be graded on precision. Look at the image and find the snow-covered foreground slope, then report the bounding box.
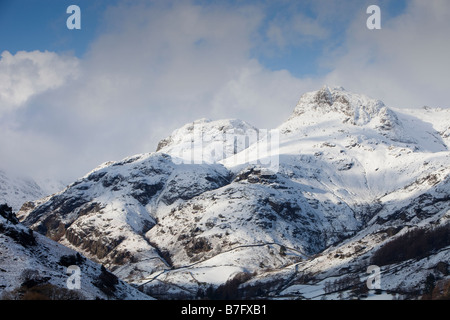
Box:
[17,86,450,299]
[0,204,152,300]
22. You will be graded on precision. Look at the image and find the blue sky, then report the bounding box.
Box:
[1,0,407,76]
[0,0,448,181]
[0,0,117,56]
[0,0,69,53]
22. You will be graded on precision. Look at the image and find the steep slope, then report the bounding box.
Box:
[0,204,151,300]
[276,86,447,200]
[17,86,450,299]
[18,152,232,281]
[238,168,450,300]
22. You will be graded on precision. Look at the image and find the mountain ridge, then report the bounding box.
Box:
[12,86,450,299]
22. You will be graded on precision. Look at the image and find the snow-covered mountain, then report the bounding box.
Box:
[16,86,450,299]
[156,118,260,164]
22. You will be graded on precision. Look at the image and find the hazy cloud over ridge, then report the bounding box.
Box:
[0,0,448,182]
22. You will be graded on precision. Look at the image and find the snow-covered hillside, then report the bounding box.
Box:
[16,86,450,300]
[0,204,152,300]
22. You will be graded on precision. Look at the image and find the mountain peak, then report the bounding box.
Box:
[290,86,388,125]
[156,118,259,164]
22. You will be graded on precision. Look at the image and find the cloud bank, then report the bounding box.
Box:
[0,50,79,113]
[0,0,448,182]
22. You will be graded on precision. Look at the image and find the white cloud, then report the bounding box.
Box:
[266,12,329,49]
[0,50,79,114]
[0,1,320,181]
[2,0,448,183]
[210,59,319,128]
[323,0,450,108]
[64,1,265,120]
